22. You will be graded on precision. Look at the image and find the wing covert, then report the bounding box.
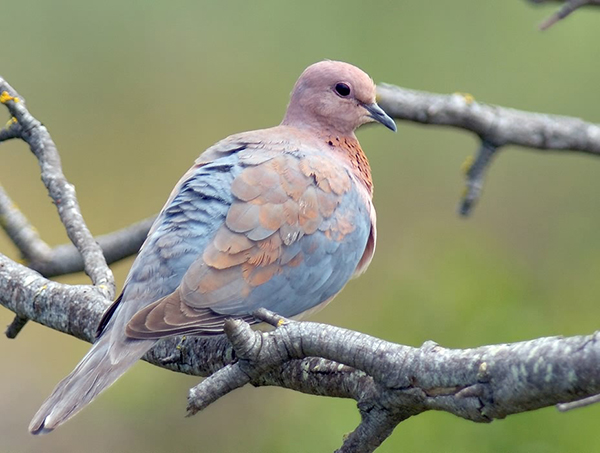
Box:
[126,150,373,339]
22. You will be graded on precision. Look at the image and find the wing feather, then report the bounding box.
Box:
[124,145,373,339]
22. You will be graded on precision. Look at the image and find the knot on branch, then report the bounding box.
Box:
[187,311,299,416]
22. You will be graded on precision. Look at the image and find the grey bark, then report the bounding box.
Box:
[0,80,114,298]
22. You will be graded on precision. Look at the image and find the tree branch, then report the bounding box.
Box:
[376,83,600,215]
[0,77,119,337]
[0,253,107,342]
[0,178,154,279]
[0,78,115,299]
[187,312,600,453]
[526,0,600,30]
[3,259,598,453]
[377,84,600,155]
[27,216,156,278]
[2,74,600,452]
[0,183,53,264]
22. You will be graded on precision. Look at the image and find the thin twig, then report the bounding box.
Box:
[5,315,28,339]
[0,78,115,300]
[557,393,600,411]
[337,406,408,453]
[27,216,155,278]
[0,175,152,277]
[0,116,21,141]
[527,0,600,30]
[459,141,498,216]
[0,184,53,262]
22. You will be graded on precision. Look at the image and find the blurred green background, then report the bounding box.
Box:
[1,1,599,452]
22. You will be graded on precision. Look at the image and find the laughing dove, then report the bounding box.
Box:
[30,60,396,434]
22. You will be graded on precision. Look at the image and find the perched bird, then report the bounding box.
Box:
[29,60,396,434]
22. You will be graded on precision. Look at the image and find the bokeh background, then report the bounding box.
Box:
[1,1,599,452]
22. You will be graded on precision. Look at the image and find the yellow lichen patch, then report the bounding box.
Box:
[455,92,475,105]
[0,91,20,104]
[477,361,488,380]
[5,116,17,127]
[276,318,287,328]
[461,155,474,175]
[176,336,187,350]
[34,285,48,297]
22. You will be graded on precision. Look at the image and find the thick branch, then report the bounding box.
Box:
[376,83,600,155]
[6,253,598,424]
[5,267,597,453]
[0,251,233,375]
[376,83,600,215]
[0,253,107,342]
[187,315,600,452]
[192,315,600,420]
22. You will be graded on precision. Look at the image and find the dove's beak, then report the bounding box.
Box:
[364,102,397,132]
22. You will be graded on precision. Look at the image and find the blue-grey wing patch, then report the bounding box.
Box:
[99,153,242,337]
[125,151,372,339]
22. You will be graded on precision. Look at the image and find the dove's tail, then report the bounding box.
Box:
[29,330,153,435]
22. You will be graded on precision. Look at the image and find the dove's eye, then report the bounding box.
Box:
[334,83,351,97]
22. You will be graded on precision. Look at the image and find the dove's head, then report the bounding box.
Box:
[282,60,396,136]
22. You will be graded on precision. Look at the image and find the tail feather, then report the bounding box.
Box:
[29,333,154,434]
